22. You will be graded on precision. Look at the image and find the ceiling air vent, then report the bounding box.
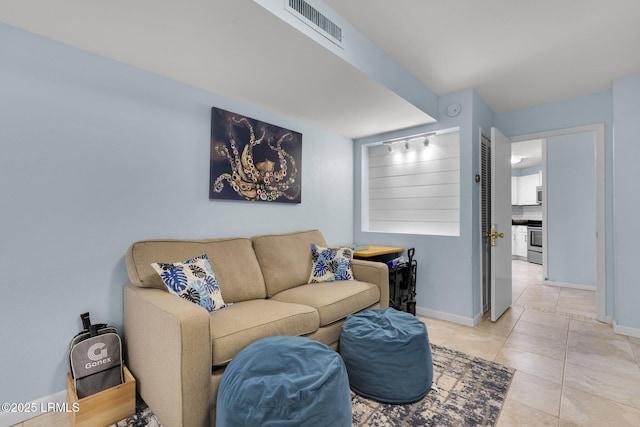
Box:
[285,0,344,48]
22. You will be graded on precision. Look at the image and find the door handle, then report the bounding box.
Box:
[484,224,504,247]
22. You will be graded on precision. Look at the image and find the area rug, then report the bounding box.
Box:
[352,344,514,426]
[112,344,514,427]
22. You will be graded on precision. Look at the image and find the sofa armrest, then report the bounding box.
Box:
[352,259,389,309]
[124,284,211,427]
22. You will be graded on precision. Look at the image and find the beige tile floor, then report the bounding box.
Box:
[14,260,640,426]
[424,260,640,427]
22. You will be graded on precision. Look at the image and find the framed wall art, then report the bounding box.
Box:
[209,107,302,203]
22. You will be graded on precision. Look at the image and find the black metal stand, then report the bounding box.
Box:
[388,248,417,315]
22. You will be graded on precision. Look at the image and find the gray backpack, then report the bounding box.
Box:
[68,312,123,398]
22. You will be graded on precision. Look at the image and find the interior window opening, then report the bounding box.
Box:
[362,128,460,236]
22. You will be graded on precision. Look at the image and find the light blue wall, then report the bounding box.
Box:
[612,74,640,330]
[495,91,614,316]
[546,133,596,286]
[354,89,489,324]
[0,23,354,404]
[495,91,613,137]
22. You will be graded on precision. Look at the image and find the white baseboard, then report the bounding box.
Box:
[598,314,613,324]
[613,321,640,339]
[472,312,483,326]
[0,389,66,426]
[416,306,477,327]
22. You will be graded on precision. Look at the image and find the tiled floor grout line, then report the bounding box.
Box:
[513,300,598,322]
[558,317,572,421]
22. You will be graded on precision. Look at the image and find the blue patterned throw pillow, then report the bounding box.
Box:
[309,243,354,283]
[151,254,229,312]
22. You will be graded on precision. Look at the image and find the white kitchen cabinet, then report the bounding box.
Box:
[512,172,541,205]
[512,225,528,259]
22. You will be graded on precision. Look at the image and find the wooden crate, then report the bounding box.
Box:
[66,365,136,427]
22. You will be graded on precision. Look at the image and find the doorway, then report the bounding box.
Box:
[509,124,606,322]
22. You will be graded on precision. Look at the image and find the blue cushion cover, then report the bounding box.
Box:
[340,308,433,403]
[151,254,229,312]
[216,336,352,427]
[308,243,354,283]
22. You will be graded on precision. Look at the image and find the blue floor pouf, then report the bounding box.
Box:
[340,308,433,404]
[216,336,352,427]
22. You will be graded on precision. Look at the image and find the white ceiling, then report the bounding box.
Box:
[326,0,640,113]
[511,139,542,170]
[2,0,639,138]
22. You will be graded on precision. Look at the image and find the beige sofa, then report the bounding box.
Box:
[123,230,389,427]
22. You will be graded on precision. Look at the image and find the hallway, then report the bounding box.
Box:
[512,260,597,320]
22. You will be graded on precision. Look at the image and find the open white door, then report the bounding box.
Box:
[490,127,512,321]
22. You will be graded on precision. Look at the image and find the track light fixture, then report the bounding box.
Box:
[381,131,438,153]
[424,132,437,146]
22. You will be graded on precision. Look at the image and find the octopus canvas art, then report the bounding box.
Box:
[209,107,302,203]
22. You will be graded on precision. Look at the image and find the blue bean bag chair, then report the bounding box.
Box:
[216,336,352,427]
[340,308,433,403]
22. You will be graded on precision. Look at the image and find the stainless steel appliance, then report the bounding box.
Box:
[536,186,543,204]
[527,220,542,264]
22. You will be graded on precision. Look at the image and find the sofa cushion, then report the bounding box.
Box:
[209,299,319,366]
[151,254,229,312]
[126,238,267,303]
[270,281,380,327]
[309,243,354,283]
[252,230,328,297]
